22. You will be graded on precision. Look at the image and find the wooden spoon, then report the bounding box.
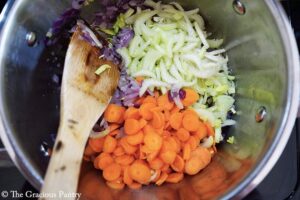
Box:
[40,27,119,198]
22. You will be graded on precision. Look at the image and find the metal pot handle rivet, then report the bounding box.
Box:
[233,0,246,15]
[256,106,267,123]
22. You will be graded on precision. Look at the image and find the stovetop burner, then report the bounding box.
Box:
[0,0,300,199]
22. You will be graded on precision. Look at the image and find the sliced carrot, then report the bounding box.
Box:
[109,123,121,132]
[109,129,120,136]
[135,76,144,84]
[84,145,95,156]
[113,146,125,157]
[163,110,171,122]
[161,137,178,153]
[164,121,171,130]
[128,182,142,189]
[104,104,126,123]
[93,154,101,169]
[151,169,162,182]
[134,97,145,106]
[151,111,164,129]
[183,143,191,160]
[187,136,198,150]
[154,126,164,135]
[182,113,200,132]
[140,145,153,154]
[139,103,156,120]
[166,173,184,183]
[115,155,135,165]
[103,135,117,153]
[171,106,181,114]
[103,163,122,181]
[106,181,125,190]
[157,94,174,110]
[129,161,151,184]
[143,96,157,104]
[120,137,138,155]
[149,158,164,170]
[161,164,171,173]
[146,150,160,162]
[185,147,212,175]
[143,124,155,134]
[144,131,163,152]
[162,130,171,138]
[170,112,183,130]
[124,107,140,120]
[123,166,133,185]
[139,119,147,129]
[98,153,114,170]
[205,122,215,136]
[124,118,141,135]
[181,88,199,107]
[155,172,168,186]
[193,121,207,140]
[159,150,176,164]
[136,149,144,160]
[176,128,190,142]
[171,155,185,172]
[126,131,144,145]
[88,137,105,152]
[182,109,198,116]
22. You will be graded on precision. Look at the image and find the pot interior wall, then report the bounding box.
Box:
[0,0,288,199]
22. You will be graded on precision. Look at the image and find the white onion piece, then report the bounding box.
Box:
[89,129,109,139]
[201,136,214,148]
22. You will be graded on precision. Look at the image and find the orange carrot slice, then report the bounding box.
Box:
[115,155,135,165]
[128,182,142,189]
[170,112,183,130]
[171,155,185,172]
[113,146,125,157]
[193,121,207,140]
[149,158,164,170]
[143,96,157,105]
[160,150,177,164]
[166,173,184,183]
[124,118,141,135]
[124,107,140,120]
[176,128,190,142]
[155,172,168,186]
[157,94,174,110]
[120,138,138,155]
[144,131,163,152]
[103,163,122,181]
[103,135,117,153]
[139,103,156,120]
[98,153,114,170]
[104,104,126,123]
[182,113,200,132]
[123,166,133,185]
[106,181,125,190]
[151,111,164,129]
[88,137,105,152]
[181,88,199,107]
[139,119,147,129]
[126,131,144,145]
[183,143,191,160]
[129,162,151,184]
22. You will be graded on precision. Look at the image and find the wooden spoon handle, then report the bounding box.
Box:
[40,86,107,199]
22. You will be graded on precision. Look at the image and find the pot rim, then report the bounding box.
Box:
[222,1,300,199]
[0,0,299,199]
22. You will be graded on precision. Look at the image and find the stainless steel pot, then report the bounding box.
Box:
[0,0,299,199]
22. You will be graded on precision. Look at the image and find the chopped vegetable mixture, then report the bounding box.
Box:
[47,0,236,189]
